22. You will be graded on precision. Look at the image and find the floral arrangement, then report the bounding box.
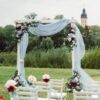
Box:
[66,71,82,92]
[15,13,39,41]
[42,74,50,83]
[5,80,17,93]
[11,70,24,86]
[27,75,37,86]
[15,21,27,41]
[64,23,77,50]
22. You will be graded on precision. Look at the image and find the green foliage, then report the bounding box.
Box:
[40,37,54,50]
[0,25,16,52]
[0,47,100,69]
[83,26,94,49]
[90,27,100,47]
[25,48,71,68]
[76,23,84,33]
[25,12,37,20]
[0,20,100,52]
[28,36,41,51]
[0,48,71,68]
[82,47,100,69]
[0,52,16,66]
[54,14,64,19]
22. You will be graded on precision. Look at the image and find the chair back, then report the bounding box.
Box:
[73,90,100,100]
[16,87,38,100]
[35,81,51,100]
[50,78,64,92]
[49,78,66,100]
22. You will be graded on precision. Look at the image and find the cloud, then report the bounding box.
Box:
[0,0,100,26]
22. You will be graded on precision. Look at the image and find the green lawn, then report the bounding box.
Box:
[0,66,100,100]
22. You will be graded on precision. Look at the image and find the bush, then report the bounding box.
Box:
[0,52,16,66]
[40,37,54,50]
[0,47,100,69]
[25,48,71,68]
[0,48,71,68]
[82,47,100,69]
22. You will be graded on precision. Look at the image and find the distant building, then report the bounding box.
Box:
[81,8,87,27]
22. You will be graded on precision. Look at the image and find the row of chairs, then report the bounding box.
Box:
[15,78,67,100]
[73,81,100,100]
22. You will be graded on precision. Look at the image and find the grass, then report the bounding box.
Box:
[0,66,100,100]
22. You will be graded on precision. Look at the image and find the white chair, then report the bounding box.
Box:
[73,80,100,100]
[15,86,38,100]
[84,82,100,92]
[35,81,52,100]
[49,79,67,100]
[73,90,100,100]
[96,81,100,84]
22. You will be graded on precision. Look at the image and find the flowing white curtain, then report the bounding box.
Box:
[72,24,96,90]
[29,19,70,36]
[17,33,28,82]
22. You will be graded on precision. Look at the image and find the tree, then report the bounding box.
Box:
[25,12,37,20]
[76,23,84,33]
[40,37,53,51]
[83,26,94,49]
[0,25,16,52]
[0,27,6,51]
[76,24,95,49]
[54,14,64,19]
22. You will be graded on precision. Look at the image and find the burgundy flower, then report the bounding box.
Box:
[70,82,77,88]
[8,86,15,92]
[43,79,50,83]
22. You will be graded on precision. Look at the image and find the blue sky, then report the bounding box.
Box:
[0,0,100,26]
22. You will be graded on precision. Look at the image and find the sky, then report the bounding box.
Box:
[0,0,100,26]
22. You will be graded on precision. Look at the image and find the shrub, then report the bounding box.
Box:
[0,47,100,69]
[40,37,54,50]
[25,48,71,68]
[82,47,100,69]
[0,52,16,66]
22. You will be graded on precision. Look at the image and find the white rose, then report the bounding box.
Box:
[28,75,37,83]
[42,74,50,79]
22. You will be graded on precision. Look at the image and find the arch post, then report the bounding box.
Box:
[16,33,28,85]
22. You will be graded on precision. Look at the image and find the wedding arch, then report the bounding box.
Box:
[15,19,95,89]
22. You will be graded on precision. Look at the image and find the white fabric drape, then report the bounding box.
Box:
[17,19,96,89]
[72,24,96,90]
[29,19,70,36]
[17,33,28,81]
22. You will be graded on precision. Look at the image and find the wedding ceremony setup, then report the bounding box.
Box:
[4,15,100,100]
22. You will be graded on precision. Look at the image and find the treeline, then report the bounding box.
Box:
[0,47,100,69]
[0,25,16,52]
[0,24,100,52]
[0,17,100,69]
[0,13,100,52]
[0,24,67,52]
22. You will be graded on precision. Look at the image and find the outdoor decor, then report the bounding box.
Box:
[66,71,82,92]
[42,74,50,83]
[27,75,37,86]
[5,15,98,99]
